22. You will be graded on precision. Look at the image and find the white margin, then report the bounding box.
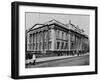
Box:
[19,5,95,76]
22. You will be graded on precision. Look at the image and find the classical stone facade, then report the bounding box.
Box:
[26,19,89,57]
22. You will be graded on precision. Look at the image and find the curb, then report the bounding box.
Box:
[36,54,89,63]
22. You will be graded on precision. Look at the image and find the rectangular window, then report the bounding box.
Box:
[29,34,32,43]
[57,42,60,49]
[71,42,74,49]
[62,32,64,39]
[66,33,68,40]
[61,42,64,49]
[49,41,52,49]
[65,43,68,49]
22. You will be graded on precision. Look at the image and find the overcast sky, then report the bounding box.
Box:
[25,12,89,35]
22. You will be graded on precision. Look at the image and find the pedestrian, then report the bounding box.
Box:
[32,54,36,65]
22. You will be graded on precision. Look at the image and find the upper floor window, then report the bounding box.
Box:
[62,32,64,39]
[65,42,68,49]
[71,34,75,41]
[57,30,60,38]
[29,34,32,43]
[66,33,68,40]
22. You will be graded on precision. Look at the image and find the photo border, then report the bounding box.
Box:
[11,1,98,79]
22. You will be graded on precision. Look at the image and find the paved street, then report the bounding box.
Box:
[26,55,89,68]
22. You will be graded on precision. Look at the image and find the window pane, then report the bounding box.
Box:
[57,42,60,49]
[61,42,64,49]
[49,41,52,49]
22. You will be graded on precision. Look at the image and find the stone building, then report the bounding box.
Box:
[26,19,89,57]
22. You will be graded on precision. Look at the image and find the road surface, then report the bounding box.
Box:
[26,55,89,68]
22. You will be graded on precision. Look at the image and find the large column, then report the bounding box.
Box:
[80,37,82,55]
[30,33,33,51]
[77,37,79,52]
[40,31,42,51]
[51,28,55,51]
[44,31,47,52]
[34,33,36,51]
[68,31,71,52]
[26,33,30,51]
[76,35,78,54]
[35,32,37,51]
[32,33,34,51]
[38,32,40,51]
[47,29,49,51]
[42,30,44,52]
[37,32,39,51]
[75,35,77,51]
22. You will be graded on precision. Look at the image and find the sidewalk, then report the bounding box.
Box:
[36,54,89,63]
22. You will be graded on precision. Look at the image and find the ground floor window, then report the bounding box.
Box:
[61,42,64,49]
[65,42,68,49]
[57,42,60,49]
[49,41,52,49]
